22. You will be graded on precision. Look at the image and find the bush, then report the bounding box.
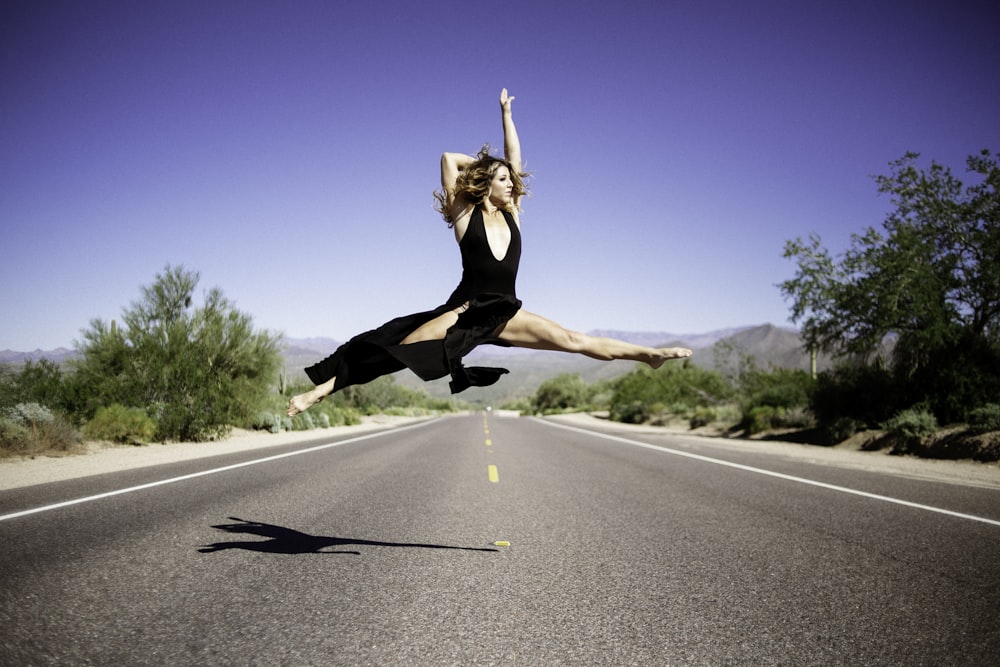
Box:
[72,265,282,442]
[0,414,31,456]
[744,406,780,435]
[881,407,938,454]
[611,400,649,424]
[689,406,717,429]
[338,376,426,414]
[84,404,157,444]
[290,411,316,431]
[531,373,596,414]
[781,406,816,429]
[739,404,816,435]
[968,403,1000,434]
[7,402,54,426]
[608,363,734,425]
[251,411,283,434]
[0,402,81,457]
[825,416,861,443]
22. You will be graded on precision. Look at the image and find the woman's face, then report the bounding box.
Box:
[487,165,514,206]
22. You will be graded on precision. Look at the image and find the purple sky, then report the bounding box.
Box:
[2,0,998,351]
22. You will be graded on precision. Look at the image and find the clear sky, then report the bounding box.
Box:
[2,0,998,351]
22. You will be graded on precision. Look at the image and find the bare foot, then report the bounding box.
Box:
[287,391,324,417]
[649,347,693,369]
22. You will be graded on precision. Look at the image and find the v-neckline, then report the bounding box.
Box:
[481,209,512,262]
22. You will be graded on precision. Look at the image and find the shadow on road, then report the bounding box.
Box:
[198,516,499,555]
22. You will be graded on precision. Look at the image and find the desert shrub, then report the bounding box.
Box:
[608,363,734,425]
[328,404,362,426]
[667,402,690,416]
[84,404,157,444]
[881,407,938,454]
[251,411,283,434]
[338,376,426,414]
[752,382,809,410]
[744,406,779,435]
[690,406,717,429]
[739,404,815,435]
[7,402,55,427]
[0,402,81,456]
[252,391,363,434]
[0,415,31,456]
[611,400,649,424]
[289,411,316,431]
[738,368,813,428]
[532,373,593,414]
[424,397,463,412]
[882,407,938,440]
[968,403,1000,434]
[382,406,434,417]
[781,406,816,429]
[500,398,533,414]
[826,416,861,443]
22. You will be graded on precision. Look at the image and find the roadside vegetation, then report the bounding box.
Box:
[514,150,1000,462]
[0,265,460,459]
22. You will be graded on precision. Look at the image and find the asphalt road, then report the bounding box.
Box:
[2,413,998,666]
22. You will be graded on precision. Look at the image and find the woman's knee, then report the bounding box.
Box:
[558,328,587,351]
[538,322,587,352]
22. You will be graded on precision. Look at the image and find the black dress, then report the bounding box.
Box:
[304,205,523,394]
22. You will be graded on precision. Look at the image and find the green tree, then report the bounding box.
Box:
[531,373,592,414]
[608,363,734,424]
[338,375,426,414]
[781,150,1000,422]
[0,359,68,411]
[73,265,282,441]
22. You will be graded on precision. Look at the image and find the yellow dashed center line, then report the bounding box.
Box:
[483,412,499,483]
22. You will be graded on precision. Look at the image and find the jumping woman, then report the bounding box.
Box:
[287,89,691,416]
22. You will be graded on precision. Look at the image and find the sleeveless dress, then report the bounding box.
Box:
[303,206,523,394]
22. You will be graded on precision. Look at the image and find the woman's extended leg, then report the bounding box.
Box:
[495,309,692,367]
[287,304,469,417]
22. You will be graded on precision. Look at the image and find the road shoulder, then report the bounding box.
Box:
[541,412,1000,490]
[0,415,436,491]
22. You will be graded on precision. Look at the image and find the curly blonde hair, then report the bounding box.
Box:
[434,145,530,226]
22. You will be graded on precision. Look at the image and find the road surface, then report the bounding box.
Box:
[2,413,998,665]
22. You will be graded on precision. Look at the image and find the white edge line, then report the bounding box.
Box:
[536,418,1000,529]
[0,419,434,523]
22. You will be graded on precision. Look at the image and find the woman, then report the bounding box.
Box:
[287,89,691,416]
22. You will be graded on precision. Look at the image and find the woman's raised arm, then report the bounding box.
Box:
[500,88,521,175]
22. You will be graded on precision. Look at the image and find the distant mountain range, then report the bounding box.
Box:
[3,324,832,405]
[0,348,77,364]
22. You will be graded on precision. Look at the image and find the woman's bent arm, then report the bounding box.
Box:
[440,151,474,203]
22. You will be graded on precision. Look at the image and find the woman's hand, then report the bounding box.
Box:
[499,88,515,113]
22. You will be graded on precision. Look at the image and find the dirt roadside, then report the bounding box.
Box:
[544,412,1000,490]
[2,412,998,492]
[0,415,434,491]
